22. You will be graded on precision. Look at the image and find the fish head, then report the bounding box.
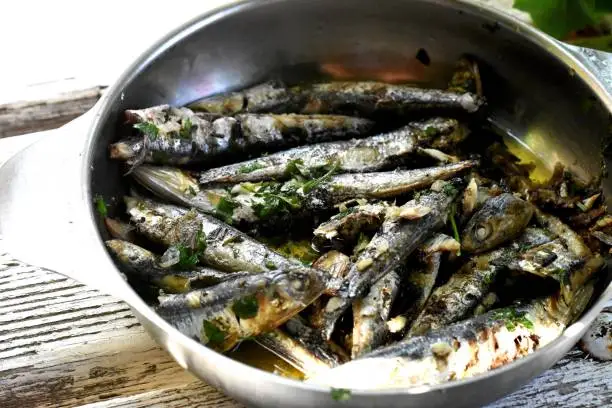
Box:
[132,165,200,207]
[271,268,327,306]
[462,193,534,253]
[105,239,156,266]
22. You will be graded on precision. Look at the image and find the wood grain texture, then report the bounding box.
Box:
[0,246,610,408]
[0,86,104,138]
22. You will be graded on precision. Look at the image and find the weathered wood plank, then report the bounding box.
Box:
[0,86,104,138]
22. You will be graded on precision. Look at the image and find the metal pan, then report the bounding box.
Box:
[1,1,611,407]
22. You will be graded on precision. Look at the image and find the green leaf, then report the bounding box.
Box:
[215,196,237,224]
[94,195,108,218]
[330,388,351,401]
[238,162,266,174]
[514,0,600,39]
[449,203,461,256]
[134,122,160,140]
[232,295,259,319]
[201,320,226,346]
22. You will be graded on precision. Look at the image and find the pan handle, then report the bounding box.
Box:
[562,43,612,98]
[0,108,133,301]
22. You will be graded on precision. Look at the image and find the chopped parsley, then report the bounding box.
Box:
[424,126,438,138]
[133,122,159,140]
[330,388,351,401]
[449,203,461,256]
[232,295,259,319]
[252,183,301,219]
[265,260,277,270]
[201,320,226,346]
[94,195,108,218]
[175,227,207,269]
[215,196,238,224]
[179,118,193,139]
[442,183,458,197]
[188,185,198,196]
[493,308,535,332]
[238,162,266,174]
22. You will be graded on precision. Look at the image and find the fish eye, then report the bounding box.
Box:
[291,279,305,293]
[475,224,491,241]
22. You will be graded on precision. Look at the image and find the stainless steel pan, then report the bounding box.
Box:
[1,1,611,407]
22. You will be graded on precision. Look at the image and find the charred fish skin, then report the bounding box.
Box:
[156,268,326,352]
[189,81,486,116]
[198,118,468,185]
[311,161,476,206]
[352,270,401,358]
[309,284,594,390]
[188,80,298,115]
[312,203,389,251]
[104,239,248,293]
[408,228,555,336]
[461,193,534,253]
[125,196,314,275]
[298,81,486,116]
[111,106,374,166]
[345,178,465,300]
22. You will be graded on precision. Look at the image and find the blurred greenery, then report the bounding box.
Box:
[514,0,612,51]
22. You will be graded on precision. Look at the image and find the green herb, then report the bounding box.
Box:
[232,295,259,319]
[493,308,535,332]
[175,227,207,269]
[134,122,160,140]
[514,0,612,41]
[201,320,226,346]
[238,162,266,174]
[179,118,193,139]
[265,260,277,270]
[330,388,351,402]
[576,202,588,212]
[442,183,458,197]
[188,185,198,196]
[252,183,302,219]
[449,204,461,256]
[215,196,238,224]
[94,195,108,218]
[301,163,339,194]
[424,126,438,138]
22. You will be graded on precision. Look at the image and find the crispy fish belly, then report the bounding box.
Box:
[105,239,248,293]
[188,80,486,116]
[408,228,555,336]
[309,283,595,390]
[156,268,325,352]
[198,117,468,184]
[110,106,374,166]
